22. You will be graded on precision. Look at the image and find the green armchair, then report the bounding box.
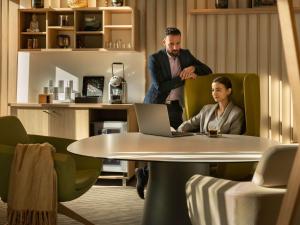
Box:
[0,116,102,225]
[184,73,260,180]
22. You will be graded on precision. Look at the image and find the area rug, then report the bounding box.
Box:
[0,186,144,225]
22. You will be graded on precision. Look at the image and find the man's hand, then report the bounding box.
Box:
[179,66,196,80]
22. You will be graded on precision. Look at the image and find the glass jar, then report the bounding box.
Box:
[32,0,44,8]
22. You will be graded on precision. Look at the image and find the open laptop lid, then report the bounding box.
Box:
[134,103,173,137]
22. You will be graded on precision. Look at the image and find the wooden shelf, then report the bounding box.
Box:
[19,6,137,51]
[19,48,44,51]
[104,25,132,29]
[21,32,46,35]
[44,48,73,51]
[76,31,103,34]
[190,7,300,15]
[47,26,75,30]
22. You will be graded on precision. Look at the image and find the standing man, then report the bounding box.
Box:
[144,27,212,129]
[135,27,212,200]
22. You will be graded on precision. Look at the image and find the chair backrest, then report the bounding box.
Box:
[0,116,29,146]
[252,144,298,187]
[184,73,260,136]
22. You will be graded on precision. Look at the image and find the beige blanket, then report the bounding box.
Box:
[7,143,57,225]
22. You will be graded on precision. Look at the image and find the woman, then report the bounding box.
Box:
[135,76,244,200]
[177,76,244,134]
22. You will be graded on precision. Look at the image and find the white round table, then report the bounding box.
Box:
[68,133,278,225]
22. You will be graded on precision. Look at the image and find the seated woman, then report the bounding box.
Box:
[177,76,244,134]
[135,76,244,200]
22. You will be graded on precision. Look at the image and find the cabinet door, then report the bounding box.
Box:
[12,108,49,136]
[48,108,89,140]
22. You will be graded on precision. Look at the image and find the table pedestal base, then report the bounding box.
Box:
[142,161,209,225]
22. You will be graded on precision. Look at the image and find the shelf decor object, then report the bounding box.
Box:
[111,0,124,7]
[253,0,277,7]
[67,0,87,8]
[32,0,44,8]
[215,0,228,8]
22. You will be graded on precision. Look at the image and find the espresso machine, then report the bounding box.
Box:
[108,62,127,104]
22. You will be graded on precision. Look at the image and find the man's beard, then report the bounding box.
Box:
[167,50,180,57]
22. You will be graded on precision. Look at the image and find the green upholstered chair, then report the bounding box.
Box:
[0,116,102,225]
[184,73,260,180]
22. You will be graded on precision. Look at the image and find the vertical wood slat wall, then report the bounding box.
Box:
[145,0,300,143]
[0,1,19,116]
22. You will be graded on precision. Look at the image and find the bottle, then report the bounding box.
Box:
[32,0,44,8]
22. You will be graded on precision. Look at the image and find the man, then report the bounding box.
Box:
[144,27,212,129]
[135,27,212,199]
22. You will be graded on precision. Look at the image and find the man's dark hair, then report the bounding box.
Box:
[165,27,181,36]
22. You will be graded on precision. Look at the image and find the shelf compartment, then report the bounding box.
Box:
[48,29,75,48]
[48,10,75,26]
[104,9,132,26]
[20,34,46,50]
[103,28,133,50]
[20,11,47,33]
[75,10,103,31]
[76,33,103,48]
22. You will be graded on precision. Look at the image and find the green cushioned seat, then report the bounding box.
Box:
[184,73,260,180]
[0,116,102,224]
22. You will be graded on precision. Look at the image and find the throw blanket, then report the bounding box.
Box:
[7,143,57,225]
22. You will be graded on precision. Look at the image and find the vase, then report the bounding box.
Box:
[215,0,228,8]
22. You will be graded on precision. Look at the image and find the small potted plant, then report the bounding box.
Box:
[111,0,124,7]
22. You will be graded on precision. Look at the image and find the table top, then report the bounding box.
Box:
[67,133,279,162]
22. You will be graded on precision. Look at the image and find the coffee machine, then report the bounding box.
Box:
[108,62,127,104]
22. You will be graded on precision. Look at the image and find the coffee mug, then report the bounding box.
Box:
[208,129,219,137]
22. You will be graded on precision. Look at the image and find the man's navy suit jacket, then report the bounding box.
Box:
[144,48,212,104]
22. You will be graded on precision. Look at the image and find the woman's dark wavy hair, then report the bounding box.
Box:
[212,76,232,90]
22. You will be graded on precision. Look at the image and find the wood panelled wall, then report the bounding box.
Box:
[145,0,300,143]
[0,0,19,116]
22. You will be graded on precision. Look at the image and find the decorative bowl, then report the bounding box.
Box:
[67,0,88,8]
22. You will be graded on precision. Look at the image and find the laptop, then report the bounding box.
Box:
[134,103,194,137]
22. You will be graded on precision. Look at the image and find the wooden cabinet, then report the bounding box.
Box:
[13,108,49,136]
[11,107,89,139]
[48,108,89,139]
[19,2,138,51]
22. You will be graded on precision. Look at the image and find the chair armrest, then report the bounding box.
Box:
[28,134,102,170]
[186,175,286,225]
[28,134,75,153]
[71,154,102,171]
[0,144,15,202]
[54,152,77,201]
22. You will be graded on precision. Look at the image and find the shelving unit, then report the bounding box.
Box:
[19,6,137,51]
[189,6,300,15]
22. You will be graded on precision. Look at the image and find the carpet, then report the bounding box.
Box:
[0,186,144,225]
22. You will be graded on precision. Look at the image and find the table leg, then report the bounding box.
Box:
[142,161,209,225]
